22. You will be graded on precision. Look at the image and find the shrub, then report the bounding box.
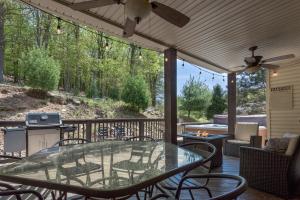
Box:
[206,84,227,119]
[121,76,149,111]
[20,48,61,91]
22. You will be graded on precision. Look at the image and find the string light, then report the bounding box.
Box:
[272,70,278,77]
[223,76,225,82]
[212,74,215,80]
[105,42,109,50]
[165,57,168,62]
[182,59,185,67]
[139,47,142,59]
[57,17,62,34]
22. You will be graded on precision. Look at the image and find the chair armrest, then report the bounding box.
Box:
[250,136,262,148]
[224,134,234,142]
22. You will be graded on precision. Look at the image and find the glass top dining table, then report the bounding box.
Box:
[0,140,205,198]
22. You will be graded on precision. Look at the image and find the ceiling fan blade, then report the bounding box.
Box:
[151,1,190,28]
[123,18,136,38]
[70,0,118,11]
[230,65,246,72]
[261,64,280,70]
[262,54,295,63]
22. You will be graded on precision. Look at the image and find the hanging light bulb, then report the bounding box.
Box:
[223,76,225,82]
[272,70,278,77]
[105,42,109,50]
[139,47,142,59]
[182,59,185,67]
[165,57,168,62]
[199,69,202,75]
[212,74,215,80]
[57,17,62,34]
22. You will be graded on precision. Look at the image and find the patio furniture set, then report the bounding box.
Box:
[0,133,248,199]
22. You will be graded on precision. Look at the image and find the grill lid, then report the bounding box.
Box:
[25,112,62,127]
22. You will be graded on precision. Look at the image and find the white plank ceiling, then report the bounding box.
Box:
[22,0,300,73]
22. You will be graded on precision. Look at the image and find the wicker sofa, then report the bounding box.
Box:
[224,122,262,157]
[239,139,300,198]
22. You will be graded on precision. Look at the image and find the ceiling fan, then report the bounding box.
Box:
[231,46,295,73]
[69,0,190,38]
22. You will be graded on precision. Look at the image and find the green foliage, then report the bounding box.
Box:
[121,76,150,111]
[20,48,60,91]
[237,69,266,114]
[180,76,211,118]
[206,84,226,119]
[2,0,164,107]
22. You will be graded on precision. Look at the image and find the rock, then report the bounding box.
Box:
[50,95,67,105]
[1,89,9,94]
[71,99,81,106]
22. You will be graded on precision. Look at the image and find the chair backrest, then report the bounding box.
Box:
[180,142,216,174]
[125,136,155,141]
[235,122,259,141]
[288,138,300,197]
[52,138,91,147]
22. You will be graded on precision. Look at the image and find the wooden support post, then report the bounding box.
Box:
[164,48,177,144]
[228,73,237,135]
[86,121,92,141]
[139,120,144,138]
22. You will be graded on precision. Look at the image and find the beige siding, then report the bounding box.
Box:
[267,60,300,138]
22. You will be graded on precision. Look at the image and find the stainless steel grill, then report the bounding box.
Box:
[25,112,63,156]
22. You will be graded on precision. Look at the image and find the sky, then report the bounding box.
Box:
[176,60,228,96]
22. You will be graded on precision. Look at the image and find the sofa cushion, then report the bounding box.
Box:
[227,139,250,145]
[282,133,299,156]
[235,122,259,141]
[264,138,290,153]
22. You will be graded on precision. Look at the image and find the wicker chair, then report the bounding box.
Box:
[240,139,300,198]
[224,122,261,157]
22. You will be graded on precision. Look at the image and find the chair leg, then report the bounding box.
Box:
[202,186,212,198]
[136,193,141,200]
[188,189,195,200]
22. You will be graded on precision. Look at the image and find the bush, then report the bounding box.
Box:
[121,76,150,111]
[206,84,226,119]
[20,48,61,91]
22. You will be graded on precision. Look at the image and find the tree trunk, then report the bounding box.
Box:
[0,2,5,83]
[129,44,137,76]
[42,14,51,49]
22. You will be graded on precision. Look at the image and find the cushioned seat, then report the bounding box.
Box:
[226,139,250,145]
[224,122,261,157]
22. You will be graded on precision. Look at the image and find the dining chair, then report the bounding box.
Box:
[125,136,155,141]
[0,155,53,200]
[175,173,247,200]
[158,142,216,199]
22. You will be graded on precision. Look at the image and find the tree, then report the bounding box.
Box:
[0,1,6,82]
[206,84,226,119]
[20,48,60,91]
[180,76,211,118]
[237,69,266,114]
[121,76,150,111]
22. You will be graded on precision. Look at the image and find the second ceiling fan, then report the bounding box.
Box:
[70,0,190,38]
[231,46,295,73]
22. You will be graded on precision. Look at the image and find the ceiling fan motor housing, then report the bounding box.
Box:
[125,0,151,24]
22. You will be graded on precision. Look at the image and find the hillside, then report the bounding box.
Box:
[0,84,163,121]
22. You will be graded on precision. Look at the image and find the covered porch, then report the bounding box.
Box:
[0,0,300,199]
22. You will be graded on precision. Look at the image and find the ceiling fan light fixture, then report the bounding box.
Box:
[125,0,151,23]
[245,66,260,73]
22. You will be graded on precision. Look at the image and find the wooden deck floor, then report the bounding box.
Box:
[139,156,284,200]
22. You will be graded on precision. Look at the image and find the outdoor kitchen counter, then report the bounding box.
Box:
[0,140,206,199]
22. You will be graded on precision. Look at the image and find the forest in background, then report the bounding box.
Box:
[0,0,266,121]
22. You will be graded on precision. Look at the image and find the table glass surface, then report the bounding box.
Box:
[0,141,204,192]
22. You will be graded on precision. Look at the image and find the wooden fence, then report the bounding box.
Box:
[0,118,165,155]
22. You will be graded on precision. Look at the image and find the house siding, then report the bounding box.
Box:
[267,59,300,138]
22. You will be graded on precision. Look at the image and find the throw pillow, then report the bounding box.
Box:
[264,138,290,153]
